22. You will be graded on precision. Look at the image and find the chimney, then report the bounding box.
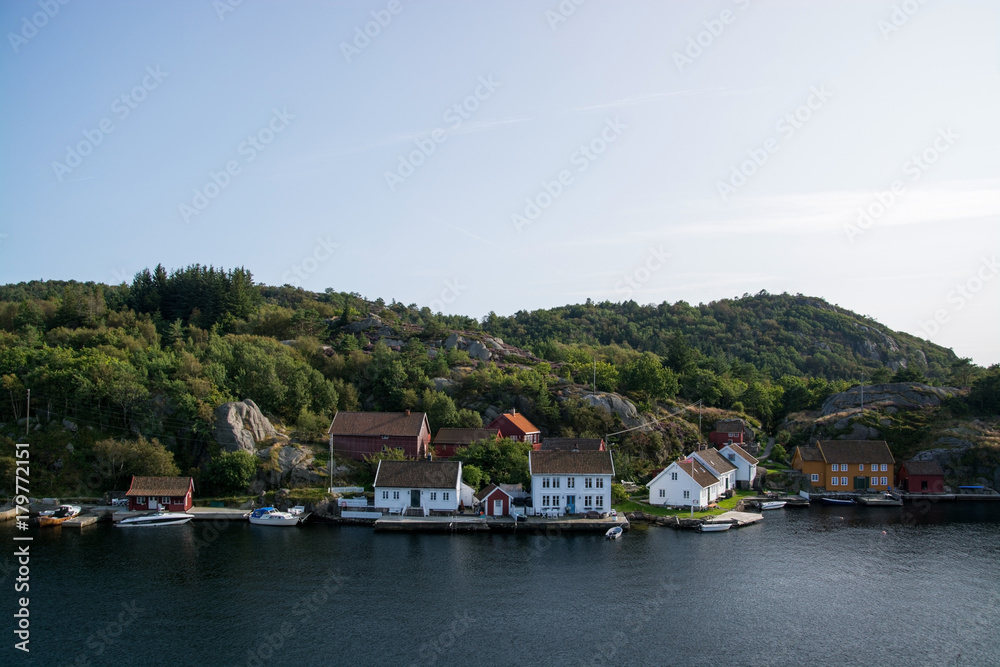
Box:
[512,407,516,415]
[405,409,411,416]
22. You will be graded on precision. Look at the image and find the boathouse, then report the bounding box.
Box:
[898,460,945,493]
[125,476,194,512]
[475,483,514,517]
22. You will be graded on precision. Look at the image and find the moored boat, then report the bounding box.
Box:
[760,501,786,510]
[249,507,301,526]
[699,523,732,532]
[606,526,623,540]
[39,505,81,527]
[822,497,855,505]
[117,511,193,526]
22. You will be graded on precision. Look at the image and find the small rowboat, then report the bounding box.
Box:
[822,497,855,505]
[699,523,732,532]
[605,526,623,540]
[39,505,81,527]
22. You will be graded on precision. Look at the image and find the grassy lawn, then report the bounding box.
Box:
[614,490,755,519]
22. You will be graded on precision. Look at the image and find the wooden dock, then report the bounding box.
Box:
[710,511,763,528]
[62,515,98,529]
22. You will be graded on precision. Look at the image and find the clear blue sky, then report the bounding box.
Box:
[1,0,998,365]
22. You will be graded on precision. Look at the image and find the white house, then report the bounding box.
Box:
[529,450,615,516]
[691,448,738,493]
[460,482,476,509]
[720,443,758,487]
[647,458,722,509]
[374,460,462,515]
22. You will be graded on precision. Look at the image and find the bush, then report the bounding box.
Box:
[611,482,629,504]
[205,450,258,495]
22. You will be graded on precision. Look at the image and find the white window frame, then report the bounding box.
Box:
[596,496,604,508]
[859,464,864,472]
[553,478,560,489]
[430,492,437,501]
[871,476,878,486]
[881,464,887,472]
[443,492,449,501]
[567,477,575,489]
[584,495,592,508]
[880,477,887,486]
[830,477,838,486]
[811,474,819,482]
[392,491,400,500]
[585,478,593,489]
[841,477,848,486]
[596,478,604,489]
[659,488,665,498]
[671,472,678,481]
[542,477,550,489]
[542,495,549,507]
[683,490,690,499]
[382,491,388,499]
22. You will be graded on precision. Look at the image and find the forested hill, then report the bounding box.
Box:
[481,293,958,382]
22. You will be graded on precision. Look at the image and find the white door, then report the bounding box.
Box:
[148,498,158,509]
[493,499,503,516]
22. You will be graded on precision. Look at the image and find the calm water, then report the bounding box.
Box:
[6,502,1000,667]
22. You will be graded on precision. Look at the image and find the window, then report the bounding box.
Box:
[596,496,604,508]
[585,478,593,489]
[683,490,690,499]
[542,478,550,488]
[584,495,592,508]
[859,464,864,472]
[728,453,736,462]
[381,435,389,440]
[596,478,604,489]
[659,488,665,498]
[542,495,550,507]
[567,477,575,489]
[871,476,878,487]
[881,464,887,472]
[670,472,678,481]
[392,491,400,500]
[810,474,819,482]
[880,477,887,486]
[162,497,170,503]
[382,491,388,499]
[830,477,838,486]
[841,477,848,486]
[832,464,839,472]
[552,495,560,508]
[443,492,449,501]
[430,492,437,501]
[553,478,560,489]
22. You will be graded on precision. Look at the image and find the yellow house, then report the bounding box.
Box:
[793,440,895,491]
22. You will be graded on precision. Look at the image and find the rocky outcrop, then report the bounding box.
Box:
[431,377,457,393]
[213,399,278,453]
[579,391,643,429]
[820,383,958,416]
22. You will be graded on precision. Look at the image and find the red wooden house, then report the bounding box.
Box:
[487,411,541,447]
[475,483,514,517]
[328,410,431,460]
[898,460,945,493]
[432,428,501,459]
[709,419,746,448]
[540,437,605,452]
[125,476,194,512]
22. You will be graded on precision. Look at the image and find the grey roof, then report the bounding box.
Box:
[903,460,944,476]
[693,448,738,474]
[329,411,427,437]
[722,443,758,465]
[530,450,614,475]
[677,459,720,488]
[540,438,604,451]
[374,460,461,489]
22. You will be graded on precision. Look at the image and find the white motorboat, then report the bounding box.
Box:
[760,501,787,510]
[605,526,623,540]
[117,511,193,527]
[699,522,732,532]
[248,507,301,526]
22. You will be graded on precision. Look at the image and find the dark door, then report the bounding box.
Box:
[410,490,420,507]
[854,476,867,490]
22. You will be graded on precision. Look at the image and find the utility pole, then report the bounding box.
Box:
[593,357,596,395]
[860,372,864,412]
[25,388,30,437]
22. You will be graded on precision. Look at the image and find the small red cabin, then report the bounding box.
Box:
[126,476,194,511]
[475,483,513,517]
[898,460,945,493]
[488,411,541,447]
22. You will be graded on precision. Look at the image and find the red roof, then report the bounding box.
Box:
[489,412,540,435]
